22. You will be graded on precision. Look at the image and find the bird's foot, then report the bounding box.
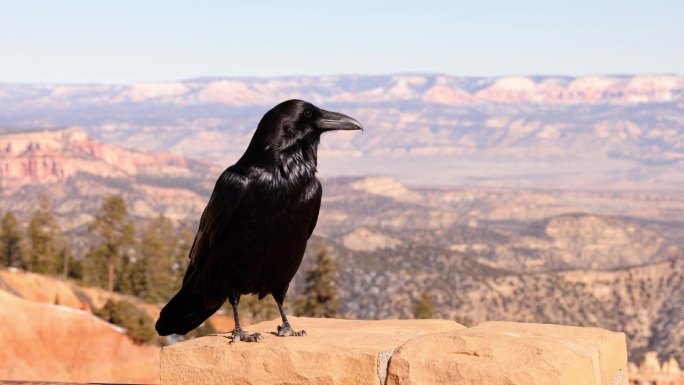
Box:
[231,327,263,343]
[276,321,307,337]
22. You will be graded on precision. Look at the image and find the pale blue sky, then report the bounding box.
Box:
[0,0,682,83]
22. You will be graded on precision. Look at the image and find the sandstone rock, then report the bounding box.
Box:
[631,352,684,383]
[0,290,160,383]
[161,318,627,385]
[0,127,193,186]
[387,321,628,385]
[489,213,681,272]
[1,268,160,319]
[350,177,422,203]
[0,268,234,335]
[0,127,213,224]
[161,317,464,385]
[0,269,84,309]
[663,357,682,373]
[628,361,639,375]
[640,351,662,374]
[342,227,402,252]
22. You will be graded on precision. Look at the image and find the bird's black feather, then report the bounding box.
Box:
[156,100,361,336]
[187,167,248,270]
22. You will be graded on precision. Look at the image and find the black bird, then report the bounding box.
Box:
[155,99,362,342]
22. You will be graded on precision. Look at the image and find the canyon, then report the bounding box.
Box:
[1,74,683,382]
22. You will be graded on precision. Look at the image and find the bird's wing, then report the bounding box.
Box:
[307,181,323,239]
[188,166,248,268]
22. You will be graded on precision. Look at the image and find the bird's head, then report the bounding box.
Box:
[241,99,363,166]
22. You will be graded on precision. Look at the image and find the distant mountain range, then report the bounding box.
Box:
[1,74,683,189]
[2,74,682,106]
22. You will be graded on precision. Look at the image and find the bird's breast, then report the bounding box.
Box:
[233,177,319,246]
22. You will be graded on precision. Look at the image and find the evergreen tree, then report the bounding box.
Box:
[26,196,62,274]
[0,211,24,268]
[66,252,84,281]
[94,299,157,344]
[89,195,134,293]
[295,247,339,318]
[412,292,434,319]
[137,213,176,302]
[83,245,110,288]
[116,253,145,297]
[58,244,74,279]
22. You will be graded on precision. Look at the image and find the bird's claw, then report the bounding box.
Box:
[277,322,307,337]
[231,327,263,343]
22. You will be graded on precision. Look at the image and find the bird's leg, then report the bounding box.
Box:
[229,290,262,343]
[273,288,306,337]
[276,302,306,336]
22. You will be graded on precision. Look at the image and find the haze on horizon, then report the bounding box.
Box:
[1,0,682,84]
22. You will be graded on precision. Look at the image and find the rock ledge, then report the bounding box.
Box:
[161,317,627,385]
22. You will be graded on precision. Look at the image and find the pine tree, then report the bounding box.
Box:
[83,245,110,289]
[58,243,74,279]
[89,195,134,293]
[26,196,62,274]
[0,211,24,268]
[295,247,339,318]
[94,299,157,344]
[412,292,434,319]
[116,252,146,297]
[137,213,176,303]
[66,251,84,280]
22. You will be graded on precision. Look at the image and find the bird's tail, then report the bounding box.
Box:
[155,267,225,336]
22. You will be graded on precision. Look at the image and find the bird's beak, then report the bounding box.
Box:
[317,109,364,132]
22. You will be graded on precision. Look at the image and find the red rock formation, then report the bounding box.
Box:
[0,128,191,192]
[630,352,684,385]
[0,268,237,383]
[0,290,160,383]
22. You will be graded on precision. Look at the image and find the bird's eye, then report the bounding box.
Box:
[304,109,313,118]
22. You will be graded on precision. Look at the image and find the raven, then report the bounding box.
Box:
[155,99,362,342]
